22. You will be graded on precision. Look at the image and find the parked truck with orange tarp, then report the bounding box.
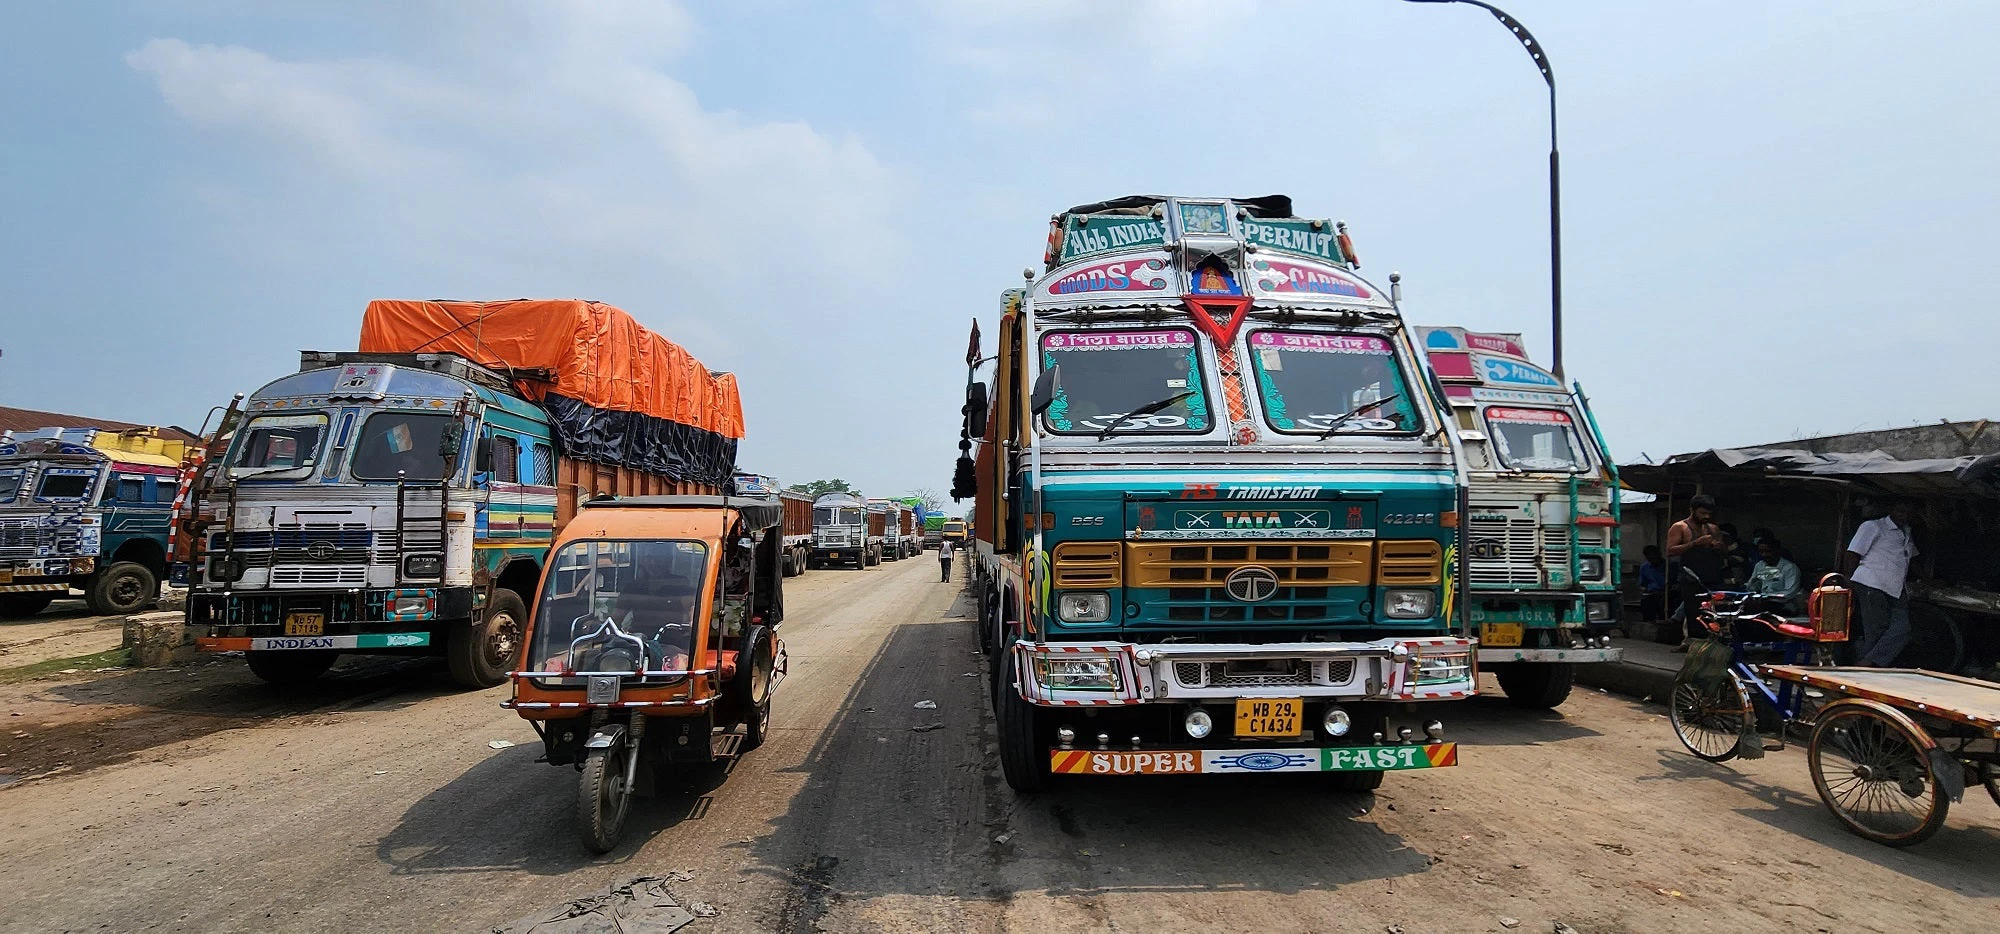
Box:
[184,299,745,687]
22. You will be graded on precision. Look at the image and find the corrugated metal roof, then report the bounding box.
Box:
[0,406,198,444]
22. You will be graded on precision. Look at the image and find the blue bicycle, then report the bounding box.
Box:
[1669,573,1841,762]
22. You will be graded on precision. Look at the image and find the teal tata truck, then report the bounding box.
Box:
[962,195,1473,793]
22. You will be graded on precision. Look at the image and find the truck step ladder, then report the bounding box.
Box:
[394,472,448,585]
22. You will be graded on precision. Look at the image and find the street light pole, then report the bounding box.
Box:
[1404,0,1563,379]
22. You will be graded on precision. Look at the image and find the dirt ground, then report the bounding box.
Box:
[0,557,1994,933]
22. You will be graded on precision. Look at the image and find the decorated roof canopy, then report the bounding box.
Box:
[1029,196,1395,343]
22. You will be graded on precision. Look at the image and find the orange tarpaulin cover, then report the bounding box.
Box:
[358,300,744,439]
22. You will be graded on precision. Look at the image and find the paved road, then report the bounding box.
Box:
[1,557,1996,933]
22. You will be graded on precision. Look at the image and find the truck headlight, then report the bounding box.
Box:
[1056,591,1110,623]
[1033,656,1121,691]
[1382,589,1436,619]
[402,554,444,579]
[1579,555,1606,581]
[1586,598,1614,622]
[207,554,245,583]
[1411,652,1473,685]
[393,593,434,618]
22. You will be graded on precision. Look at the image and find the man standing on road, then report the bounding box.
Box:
[938,539,954,582]
[1846,502,1921,667]
[1666,494,1724,650]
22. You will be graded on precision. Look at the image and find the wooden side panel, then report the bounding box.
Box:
[552,456,723,538]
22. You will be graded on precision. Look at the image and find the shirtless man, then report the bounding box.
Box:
[1666,494,1723,648]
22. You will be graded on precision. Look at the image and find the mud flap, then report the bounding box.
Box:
[1932,747,1965,803]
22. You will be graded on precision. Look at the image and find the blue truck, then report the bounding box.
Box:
[0,427,185,618]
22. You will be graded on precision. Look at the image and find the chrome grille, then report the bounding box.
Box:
[1170,659,1356,689]
[1467,514,1541,586]
[269,566,369,586]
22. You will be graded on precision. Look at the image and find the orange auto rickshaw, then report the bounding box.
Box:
[506,494,786,853]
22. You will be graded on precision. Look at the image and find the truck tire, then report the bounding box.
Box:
[86,562,157,615]
[449,588,527,689]
[1494,662,1575,709]
[0,593,57,619]
[247,650,338,686]
[1327,769,1386,793]
[996,651,1050,793]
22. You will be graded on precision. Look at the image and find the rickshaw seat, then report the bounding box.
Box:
[1771,619,1817,640]
[702,650,740,680]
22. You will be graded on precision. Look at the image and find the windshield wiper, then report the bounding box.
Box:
[1094,391,1197,441]
[1315,394,1403,440]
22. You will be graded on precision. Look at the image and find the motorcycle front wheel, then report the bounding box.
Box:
[578,747,633,854]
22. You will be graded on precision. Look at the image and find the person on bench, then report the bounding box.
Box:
[1748,535,1802,616]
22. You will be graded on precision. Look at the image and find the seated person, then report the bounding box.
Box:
[1747,536,1803,616]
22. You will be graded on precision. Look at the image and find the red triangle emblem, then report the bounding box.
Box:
[1184,295,1252,346]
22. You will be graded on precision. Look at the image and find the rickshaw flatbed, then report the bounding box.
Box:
[1755,665,2000,737]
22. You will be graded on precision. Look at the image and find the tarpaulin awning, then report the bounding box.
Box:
[1621,446,2000,499]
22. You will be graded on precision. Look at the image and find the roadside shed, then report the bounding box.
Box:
[1619,421,2000,676]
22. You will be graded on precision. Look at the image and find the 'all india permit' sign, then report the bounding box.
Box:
[1060,214,1168,263]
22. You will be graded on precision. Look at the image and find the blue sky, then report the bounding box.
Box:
[4,0,1996,498]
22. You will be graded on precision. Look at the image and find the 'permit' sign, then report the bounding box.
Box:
[1241,217,1345,264]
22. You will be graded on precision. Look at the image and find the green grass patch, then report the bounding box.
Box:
[0,647,133,685]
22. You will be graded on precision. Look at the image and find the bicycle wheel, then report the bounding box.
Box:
[1670,671,1749,762]
[1808,705,1948,847]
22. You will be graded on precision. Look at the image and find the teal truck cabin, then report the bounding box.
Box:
[0,427,185,617]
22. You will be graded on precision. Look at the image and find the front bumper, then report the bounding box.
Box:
[1011,637,1477,707]
[1477,646,1624,664]
[1048,741,1458,776]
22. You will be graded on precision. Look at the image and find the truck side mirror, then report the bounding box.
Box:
[965,382,989,438]
[474,437,493,473]
[1030,365,1062,417]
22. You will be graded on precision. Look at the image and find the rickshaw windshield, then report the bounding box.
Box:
[528,539,710,681]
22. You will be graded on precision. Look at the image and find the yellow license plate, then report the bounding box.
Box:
[285,612,325,637]
[1235,697,1303,737]
[1481,623,1524,647]
[829,552,840,558]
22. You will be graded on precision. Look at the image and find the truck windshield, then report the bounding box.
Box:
[35,469,97,502]
[1483,407,1587,471]
[350,413,455,481]
[1040,328,1211,436]
[530,539,710,678]
[0,468,21,503]
[1247,330,1418,435]
[815,506,863,525]
[232,414,328,473]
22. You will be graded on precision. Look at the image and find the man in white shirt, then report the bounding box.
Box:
[938,539,954,582]
[1844,502,1920,667]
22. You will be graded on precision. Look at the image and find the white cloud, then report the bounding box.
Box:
[125,2,902,291]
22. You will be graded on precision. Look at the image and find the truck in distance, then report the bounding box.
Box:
[1418,326,1621,708]
[0,427,186,617]
[810,491,875,569]
[964,194,1472,793]
[734,474,813,576]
